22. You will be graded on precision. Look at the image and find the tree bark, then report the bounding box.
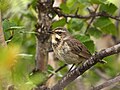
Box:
[35,0,52,72]
[0,11,7,47]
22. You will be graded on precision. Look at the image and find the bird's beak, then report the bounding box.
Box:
[48,31,53,34]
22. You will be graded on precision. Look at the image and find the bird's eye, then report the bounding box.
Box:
[56,32,62,35]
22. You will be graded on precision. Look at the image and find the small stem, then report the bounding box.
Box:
[47,64,67,80]
[85,5,99,34]
[91,75,120,90]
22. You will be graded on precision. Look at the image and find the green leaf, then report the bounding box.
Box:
[74,34,91,42]
[83,40,95,54]
[99,3,118,14]
[74,34,95,53]
[47,65,54,74]
[93,17,116,35]
[10,32,23,45]
[102,23,116,35]
[2,19,24,41]
[60,3,70,14]
[77,0,89,3]
[31,0,37,9]
[87,27,102,38]
[66,0,85,14]
[29,72,47,85]
[52,18,66,29]
[66,0,86,9]
[66,0,77,8]
[3,31,11,41]
[2,19,17,31]
[2,19,15,40]
[89,0,106,4]
[93,17,110,28]
[2,19,11,31]
[67,18,84,31]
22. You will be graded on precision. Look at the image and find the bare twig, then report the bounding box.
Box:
[94,69,110,80]
[85,5,99,33]
[50,43,120,90]
[115,9,120,31]
[53,7,120,21]
[48,64,67,80]
[91,74,120,90]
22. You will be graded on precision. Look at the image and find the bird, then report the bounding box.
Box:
[49,27,92,65]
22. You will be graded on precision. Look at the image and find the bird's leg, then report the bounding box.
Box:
[48,64,67,79]
[72,62,82,70]
[68,64,75,72]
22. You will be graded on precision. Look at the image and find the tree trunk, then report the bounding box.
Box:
[35,0,52,72]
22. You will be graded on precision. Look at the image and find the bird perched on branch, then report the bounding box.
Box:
[49,27,91,65]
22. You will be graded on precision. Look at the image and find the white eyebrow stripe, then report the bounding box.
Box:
[55,29,66,32]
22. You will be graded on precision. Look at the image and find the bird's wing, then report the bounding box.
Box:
[66,38,91,59]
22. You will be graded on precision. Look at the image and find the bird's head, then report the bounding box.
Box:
[49,27,70,44]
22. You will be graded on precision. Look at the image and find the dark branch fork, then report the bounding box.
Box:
[52,7,120,21]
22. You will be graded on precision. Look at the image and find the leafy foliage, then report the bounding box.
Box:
[99,3,118,14]
[87,27,102,38]
[74,34,95,53]
[67,18,84,32]
[89,0,107,4]
[52,18,66,28]
[93,17,117,35]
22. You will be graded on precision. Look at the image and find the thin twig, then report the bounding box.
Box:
[91,74,120,90]
[94,69,110,80]
[48,64,67,80]
[53,7,120,21]
[85,5,99,33]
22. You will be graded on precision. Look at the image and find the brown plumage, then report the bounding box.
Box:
[50,27,91,64]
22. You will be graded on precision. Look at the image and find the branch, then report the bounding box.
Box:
[53,7,120,21]
[33,0,53,89]
[85,5,99,33]
[0,10,7,46]
[35,0,52,72]
[94,69,110,80]
[91,74,120,90]
[50,43,120,90]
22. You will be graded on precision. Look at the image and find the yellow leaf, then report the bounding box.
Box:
[0,44,20,70]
